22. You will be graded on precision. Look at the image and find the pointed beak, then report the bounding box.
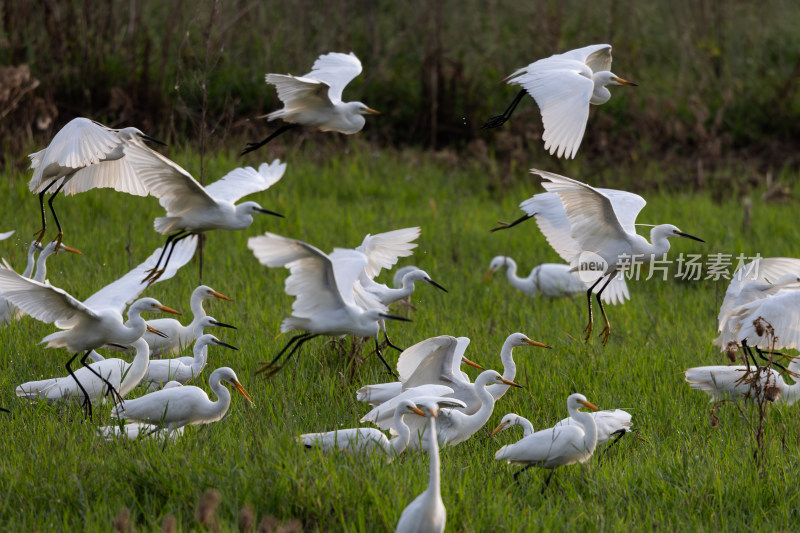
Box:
[58,244,83,255]
[579,400,600,411]
[212,339,239,350]
[210,320,237,330]
[676,231,705,243]
[364,108,381,115]
[524,338,551,349]
[410,406,426,417]
[378,313,412,323]
[482,268,496,283]
[424,277,448,293]
[140,133,167,146]
[147,325,168,338]
[490,421,508,437]
[233,380,254,404]
[211,290,233,302]
[461,357,485,370]
[500,377,523,388]
[612,76,638,87]
[255,207,284,218]
[157,305,181,315]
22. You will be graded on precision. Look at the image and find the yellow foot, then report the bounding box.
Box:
[145,269,165,286]
[599,326,611,346]
[53,232,63,252]
[33,227,46,244]
[583,320,594,343]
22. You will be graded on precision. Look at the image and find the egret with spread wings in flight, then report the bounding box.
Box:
[242,52,379,154]
[482,44,636,159]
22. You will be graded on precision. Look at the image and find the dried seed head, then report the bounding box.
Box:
[764,385,781,402]
[725,342,738,362]
[196,488,221,529]
[238,504,255,532]
[754,318,765,337]
[161,515,176,533]
[113,508,130,533]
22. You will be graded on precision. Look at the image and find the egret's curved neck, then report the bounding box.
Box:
[188,290,209,328]
[22,244,38,278]
[503,258,533,293]
[119,338,151,397]
[190,341,209,375]
[123,307,149,340]
[426,415,441,495]
[569,407,598,454]
[33,248,54,282]
[590,73,613,105]
[206,375,232,422]
[487,339,517,400]
[515,415,534,437]
[391,410,412,454]
[648,226,675,258]
[467,379,498,435]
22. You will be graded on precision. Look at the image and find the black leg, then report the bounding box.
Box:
[383,332,404,354]
[599,429,628,463]
[34,178,61,243]
[374,337,398,379]
[240,123,300,156]
[583,277,605,342]
[65,352,93,419]
[541,469,555,494]
[145,232,194,286]
[0,407,9,414]
[481,89,527,129]
[79,350,124,407]
[741,341,760,370]
[490,213,534,233]
[594,274,617,345]
[257,333,316,377]
[143,230,189,283]
[513,462,536,484]
[755,346,788,373]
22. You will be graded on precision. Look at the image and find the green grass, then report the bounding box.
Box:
[0,146,799,531]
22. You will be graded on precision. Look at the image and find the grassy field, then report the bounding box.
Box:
[0,145,799,531]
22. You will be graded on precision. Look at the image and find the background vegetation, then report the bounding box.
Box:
[2,0,800,184]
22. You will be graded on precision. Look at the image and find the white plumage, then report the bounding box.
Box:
[685,357,800,404]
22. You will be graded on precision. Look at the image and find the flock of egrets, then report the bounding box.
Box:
[2,45,797,532]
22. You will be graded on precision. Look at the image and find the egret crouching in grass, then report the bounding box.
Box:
[483,256,588,298]
[685,357,800,404]
[242,52,379,155]
[494,393,599,492]
[395,400,447,533]
[111,367,253,434]
[27,117,166,247]
[123,145,286,284]
[482,44,636,159]
[141,332,238,391]
[247,232,411,378]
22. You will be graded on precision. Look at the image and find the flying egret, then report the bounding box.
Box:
[525,169,703,344]
[298,400,426,456]
[140,285,233,356]
[482,44,636,159]
[494,393,599,490]
[247,232,411,377]
[492,189,633,306]
[713,257,800,359]
[685,356,800,404]
[16,337,153,404]
[123,144,286,283]
[242,52,379,154]
[493,409,633,446]
[483,256,589,298]
[0,247,186,416]
[372,370,523,450]
[395,400,446,533]
[27,117,165,247]
[142,331,238,391]
[111,366,253,433]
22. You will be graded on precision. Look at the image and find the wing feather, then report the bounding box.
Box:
[203,159,286,203]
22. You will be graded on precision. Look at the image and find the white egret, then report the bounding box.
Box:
[111,366,253,432]
[393,265,419,289]
[123,145,286,283]
[685,357,800,404]
[493,410,633,445]
[140,285,233,356]
[298,400,426,456]
[482,256,589,298]
[99,382,185,441]
[395,400,446,533]
[482,44,636,159]
[523,169,702,344]
[379,370,522,450]
[713,257,800,359]
[16,337,153,404]
[142,331,238,391]
[0,257,182,416]
[0,230,14,240]
[494,393,599,490]
[247,232,411,377]
[360,385,457,425]
[27,117,165,246]
[492,190,635,307]
[242,52,379,154]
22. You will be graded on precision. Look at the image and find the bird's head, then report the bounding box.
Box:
[491,413,523,436]
[506,332,551,350]
[596,71,638,87]
[477,369,523,389]
[403,269,447,293]
[197,333,238,351]
[117,126,167,146]
[197,285,233,302]
[237,201,284,219]
[132,297,181,317]
[567,393,599,412]
[217,367,253,404]
[196,315,237,332]
[354,102,380,116]
[657,224,704,243]
[482,256,510,282]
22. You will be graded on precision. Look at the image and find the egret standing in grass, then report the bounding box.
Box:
[494,393,599,491]
[248,232,411,377]
[142,331,238,391]
[493,409,632,446]
[123,144,286,283]
[482,44,636,159]
[526,169,703,344]
[395,400,447,533]
[27,117,166,247]
[242,52,379,154]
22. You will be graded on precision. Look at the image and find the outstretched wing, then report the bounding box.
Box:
[204,159,287,203]
[356,227,421,280]
[265,74,334,115]
[81,236,199,314]
[557,44,613,74]
[305,52,363,103]
[397,335,459,384]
